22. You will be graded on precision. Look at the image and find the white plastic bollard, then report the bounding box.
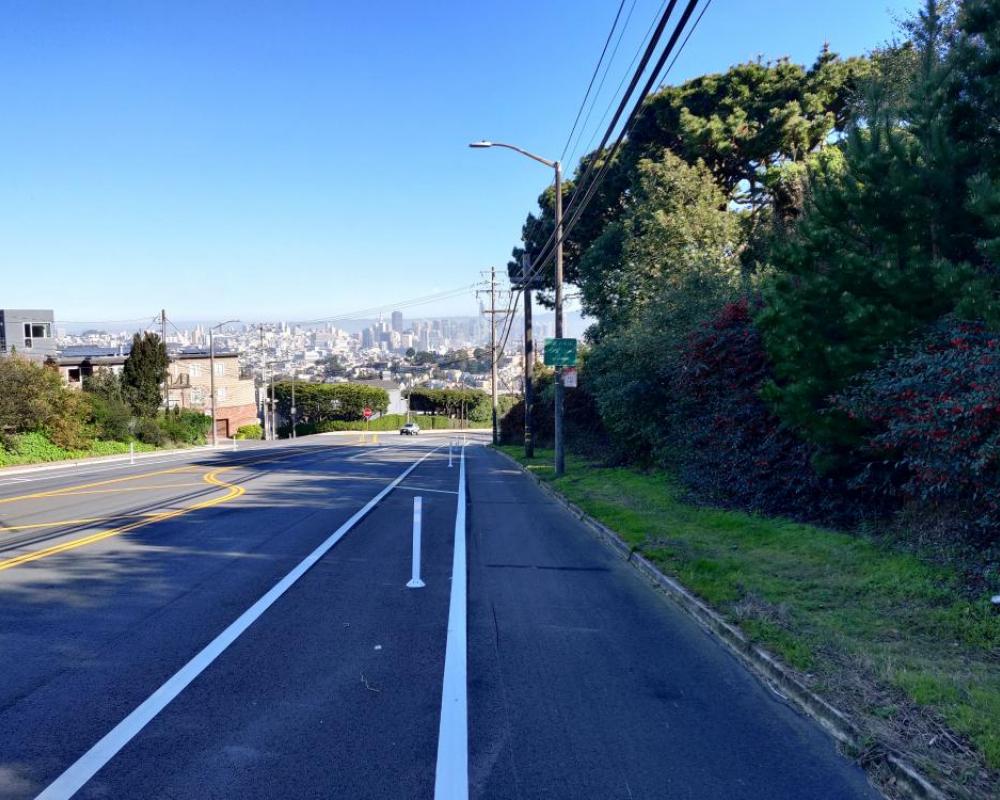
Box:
[129,442,135,465]
[407,496,425,588]
[233,436,238,451]
[448,440,453,468]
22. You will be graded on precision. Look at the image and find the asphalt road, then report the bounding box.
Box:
[0,434,880,799]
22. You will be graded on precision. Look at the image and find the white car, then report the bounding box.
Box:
[399,422,421,435]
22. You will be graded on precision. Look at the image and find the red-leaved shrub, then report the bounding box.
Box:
[835,319,1000,543]
[672,299,863,522]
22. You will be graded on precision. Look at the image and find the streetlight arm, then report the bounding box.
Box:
[468,141,556,169]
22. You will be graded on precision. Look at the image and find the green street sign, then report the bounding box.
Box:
[544,338,577,366]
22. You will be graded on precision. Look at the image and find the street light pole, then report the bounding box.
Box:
[469,141,565,473]
[209,320,239,447]
[210,329,217,447]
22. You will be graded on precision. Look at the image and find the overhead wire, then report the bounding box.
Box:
[559,0,630,164]
[563,0,642,171]
[521,0,706,289]
[519,0,690,285]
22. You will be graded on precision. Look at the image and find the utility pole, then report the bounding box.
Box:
[161,309,169,416]
[523,282,534,458]
[553,159,565,476]
[291,373,297,439]
[259,325,269,440]
[210,328,218,447]
[477,266,502,446]
[269,369,276,440]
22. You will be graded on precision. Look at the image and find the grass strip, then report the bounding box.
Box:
[499,446,1000,792]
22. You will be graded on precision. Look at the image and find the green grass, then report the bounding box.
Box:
[0,431,160,467]
[500,446,1000,777]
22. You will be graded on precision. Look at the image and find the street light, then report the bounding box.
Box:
[209,320,239,447]
[469,140,566,476]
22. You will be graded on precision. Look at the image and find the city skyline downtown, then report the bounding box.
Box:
[1,1,916,323]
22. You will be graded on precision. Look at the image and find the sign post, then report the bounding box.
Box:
[363,406,373,443]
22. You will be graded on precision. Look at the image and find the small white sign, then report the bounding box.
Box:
[563,367,578,388]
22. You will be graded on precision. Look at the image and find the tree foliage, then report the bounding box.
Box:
[121,332,168,418]
[273,382,389,424]
[510,48,868,296]
[406,387,487,417]
[0,356,90,449]
[757,1,1000,454]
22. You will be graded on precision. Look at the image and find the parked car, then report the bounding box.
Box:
[400,421,421,435]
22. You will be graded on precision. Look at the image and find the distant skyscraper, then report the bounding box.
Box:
[391,310,403,333]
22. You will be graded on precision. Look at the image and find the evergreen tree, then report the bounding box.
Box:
[757,1,1000,456]
[121,332,168,418]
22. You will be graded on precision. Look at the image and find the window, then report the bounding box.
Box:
[214,363,225,377]
[217,387,228,402]
[23,322,50,338]
[22,321,50,349]
[189,364,201,378]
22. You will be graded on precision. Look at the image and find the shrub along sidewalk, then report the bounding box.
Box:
[498,446,1000,798]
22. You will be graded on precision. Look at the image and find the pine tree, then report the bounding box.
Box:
[757,0,1000,456]
[122,332,168,418]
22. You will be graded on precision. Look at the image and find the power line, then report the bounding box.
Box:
[289,284,478,326]
[522,0,705,289]
[564,0,642,170]
[576,0,668,167]
[560,0,630,163]
[520,0,689,286]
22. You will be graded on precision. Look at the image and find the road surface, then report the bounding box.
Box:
[0,434,879,799]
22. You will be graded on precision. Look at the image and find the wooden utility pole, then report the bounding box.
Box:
[161,309,169,415]
[477,266,503,446]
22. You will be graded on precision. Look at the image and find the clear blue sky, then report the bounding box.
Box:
[0,0,918,325]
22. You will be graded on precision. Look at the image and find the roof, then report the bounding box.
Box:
[56,345,239,365]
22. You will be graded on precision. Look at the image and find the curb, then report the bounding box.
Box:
[492,448,952,800]
[0,445,212,477]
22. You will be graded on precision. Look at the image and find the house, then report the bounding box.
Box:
[166,349,258,438]
[0,309,56,362]
[57,346,258,439]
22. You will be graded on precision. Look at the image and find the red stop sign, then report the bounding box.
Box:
[363,407,373,419]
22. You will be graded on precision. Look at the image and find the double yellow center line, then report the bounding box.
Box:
[0,467,244,572]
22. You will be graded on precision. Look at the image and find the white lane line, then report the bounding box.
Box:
[396,485,459,495]
[35,446,441,800]
[434,443,468,800]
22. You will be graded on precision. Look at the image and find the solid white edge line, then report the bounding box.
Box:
[433,443,469,800]
[35,445,441,800]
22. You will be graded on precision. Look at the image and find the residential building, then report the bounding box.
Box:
[166,350,258,438]
[0,309,56,361]
[56,346,258,439]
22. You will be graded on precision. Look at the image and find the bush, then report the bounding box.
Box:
[88,394,132,442]
[235,423,263,440]
[835,319,1000,543]
[135,417,166,446]
[672,299,864,522]
[157,409,211,445]
[0,356,92,449]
